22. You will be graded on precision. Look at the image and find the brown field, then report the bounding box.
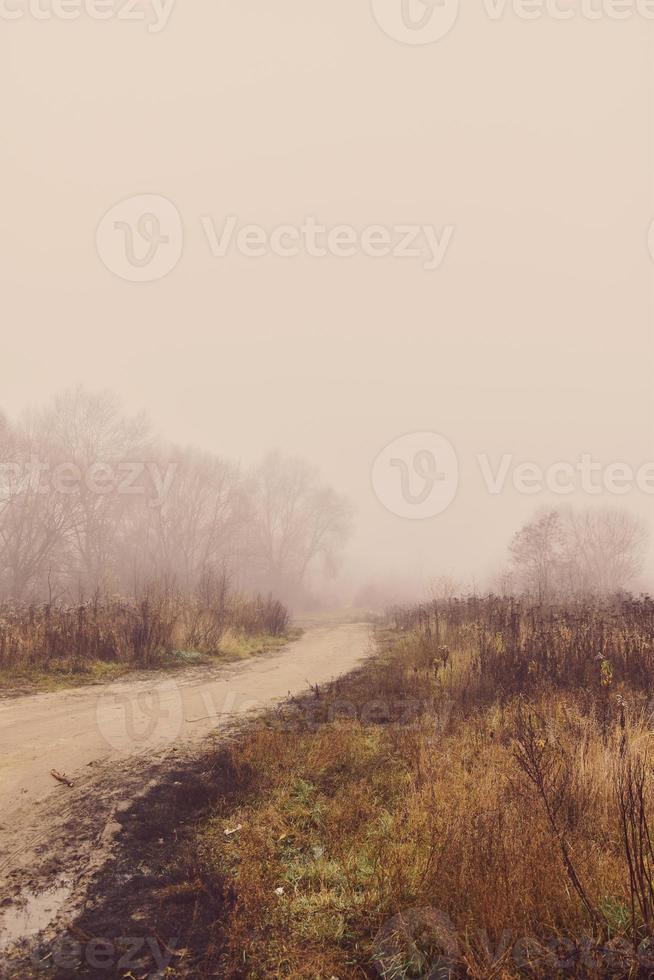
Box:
[66,596,654,978]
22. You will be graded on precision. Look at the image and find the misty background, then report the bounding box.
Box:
[2,4,653,604]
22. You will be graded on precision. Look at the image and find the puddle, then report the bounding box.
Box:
[0,880,72,949]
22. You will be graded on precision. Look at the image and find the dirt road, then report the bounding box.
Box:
[0,622,370,958]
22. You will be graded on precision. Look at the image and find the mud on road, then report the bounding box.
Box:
[0,623,371,974]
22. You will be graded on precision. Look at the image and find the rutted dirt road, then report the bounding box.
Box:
[0,623,371,961]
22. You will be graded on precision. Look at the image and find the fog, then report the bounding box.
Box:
[2,3,653,605]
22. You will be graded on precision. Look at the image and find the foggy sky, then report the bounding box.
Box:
[2,3,653,594]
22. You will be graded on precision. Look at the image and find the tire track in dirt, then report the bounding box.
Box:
[0,623,371,965]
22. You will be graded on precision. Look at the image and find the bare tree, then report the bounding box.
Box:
[138,446,246,592]
[248,452,354,602]
[509,509,564,600]
[510,505,648,599]
[563,506,647,595]
[35,388,153,595]
[0,415,72,599]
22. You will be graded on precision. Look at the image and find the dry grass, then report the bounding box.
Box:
[0,587,290,690]
[158,597,654,978]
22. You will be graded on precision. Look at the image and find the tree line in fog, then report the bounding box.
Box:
[0,388,354,605]
[504,506,648,600]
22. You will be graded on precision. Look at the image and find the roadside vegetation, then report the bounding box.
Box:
[0,585,291,694]
[74,594,654,978]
